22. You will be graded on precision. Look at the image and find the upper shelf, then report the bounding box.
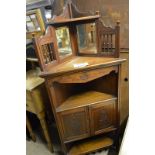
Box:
[47,15,100,26]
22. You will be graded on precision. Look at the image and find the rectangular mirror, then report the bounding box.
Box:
[26,9,45,39]
[56,27,72,58]
[77,23,97,54]
[26,13,41,32]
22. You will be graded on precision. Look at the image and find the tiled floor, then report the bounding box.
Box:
[26,137,109,155]
[26,131,110,155]
[26,136,60,155]
[26,123,62,155]
[27,138,57,155]
[26,118,118,155]
[26,114,127,155]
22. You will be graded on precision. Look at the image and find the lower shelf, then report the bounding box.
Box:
[68,136,113,155]
[56,91,116,112]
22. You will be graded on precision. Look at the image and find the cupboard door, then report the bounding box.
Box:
[58,107,90,142]
[90,99,117,135]
[120,52,129,124]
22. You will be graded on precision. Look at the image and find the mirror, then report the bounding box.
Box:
[77,23,97,54]
[26,9,45,39]
[26,13,41,32]
[56,27,72,58]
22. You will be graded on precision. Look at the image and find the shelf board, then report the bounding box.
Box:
[68,136,113,155]
[26,57,38,62]
[26,69,44,91]
[56,91,116,112]
[40,56,126,78]
[48,15,100,26]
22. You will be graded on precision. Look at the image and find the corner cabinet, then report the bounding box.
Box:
[42,57,125,154]
[33,1,126,154]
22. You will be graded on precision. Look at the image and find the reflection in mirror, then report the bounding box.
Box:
[26,22,35,32]
[77,23,97,54]
[45,9,52,22]
[26,14,41,32]
[56,27,72,58]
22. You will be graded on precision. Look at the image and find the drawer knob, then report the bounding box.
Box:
[124,77,128,82]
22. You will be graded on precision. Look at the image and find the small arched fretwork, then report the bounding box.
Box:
[34,26,59,71]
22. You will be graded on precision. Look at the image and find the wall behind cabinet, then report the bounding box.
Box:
[72,0,129,49]
[53,0,129,50]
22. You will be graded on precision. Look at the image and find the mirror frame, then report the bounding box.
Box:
[26,9,45,39]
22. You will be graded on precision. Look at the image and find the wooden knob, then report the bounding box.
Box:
[95,11,100,15]
[31,33,35,38]
[116,20,120,26]
[124,77,128,82]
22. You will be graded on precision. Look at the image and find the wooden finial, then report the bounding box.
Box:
[67,0,73,18]
[95,11,100,15]
[32,33,35,38]
[116,20,120,26]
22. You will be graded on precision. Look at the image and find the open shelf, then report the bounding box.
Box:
[48,15,100,26]
[26,69,44,91]
[40,56,125,77]
[68,136,113,155]
[26,57,38,62]
[56,91,117,112]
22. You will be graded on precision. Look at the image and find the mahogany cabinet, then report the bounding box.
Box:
[41,58,125,154]
[33,1,126,154]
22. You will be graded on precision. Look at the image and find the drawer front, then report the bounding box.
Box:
[53,66,118,84]
[89,99,117,135]
[26,99,36,113]
[26,89,45,114]
[26,91,36,113]
[57,107,90,142]
[26,91,32,102]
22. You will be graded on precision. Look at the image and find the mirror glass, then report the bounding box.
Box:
[56,27,72,58]
[26,13,41,32]
[77,23,97,54]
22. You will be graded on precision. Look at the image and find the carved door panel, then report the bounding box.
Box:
[90,99,117,135]
[58,107,90,142]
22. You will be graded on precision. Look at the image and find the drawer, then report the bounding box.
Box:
[89,99,117,135]
[26,91,33,102]
[26,89,44,114]
[53,66,118,83]
[26,91,36,113]
[26,100,36,114]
